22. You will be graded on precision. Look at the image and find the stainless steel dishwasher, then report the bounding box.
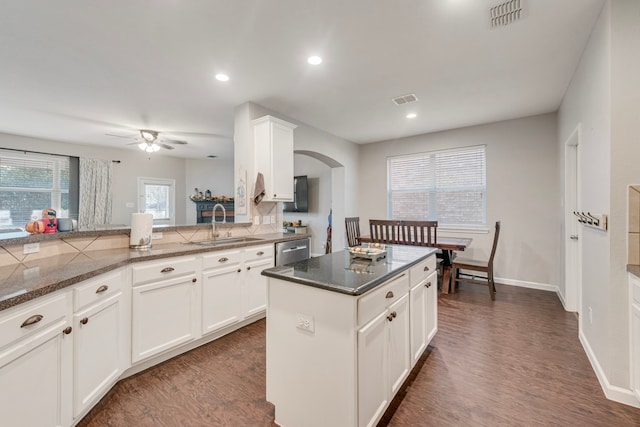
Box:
[275,238,310,266]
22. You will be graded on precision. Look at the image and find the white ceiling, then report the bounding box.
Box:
[0,0,604,160]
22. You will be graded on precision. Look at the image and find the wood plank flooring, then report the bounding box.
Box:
[79,283,640,426]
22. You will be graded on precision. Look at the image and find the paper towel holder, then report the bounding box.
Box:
[130,235,152,250]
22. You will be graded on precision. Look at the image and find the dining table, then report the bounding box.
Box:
[359,235,472,294]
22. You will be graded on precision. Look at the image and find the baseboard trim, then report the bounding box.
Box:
[555,287,568,310]
[494,276,556,292]
[579,330,640,408]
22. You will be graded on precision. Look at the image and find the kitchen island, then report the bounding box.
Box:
[262,245,438,427]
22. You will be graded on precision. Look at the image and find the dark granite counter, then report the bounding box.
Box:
[262,245,437,296]
[628,264,640,278]
[0,233,306,312]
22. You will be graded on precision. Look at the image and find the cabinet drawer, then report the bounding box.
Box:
[244,245,274,262]
[0,292,70,349]
[409,256,437,287]
[73,269,124,311]
[132,256,198,285]
[357,273,409,326]
[202,249,242,270]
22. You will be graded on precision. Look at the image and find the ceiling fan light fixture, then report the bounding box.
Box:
[138,141,160,153]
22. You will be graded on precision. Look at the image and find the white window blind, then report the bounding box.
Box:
[0,149,70,226]
[387,145,486,226]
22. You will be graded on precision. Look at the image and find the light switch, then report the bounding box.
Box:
[263,215,271,224]
[254,215,260,225]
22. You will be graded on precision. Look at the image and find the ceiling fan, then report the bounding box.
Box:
[106,129,188,152]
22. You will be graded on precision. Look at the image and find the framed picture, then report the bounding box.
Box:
[236,169,247,214]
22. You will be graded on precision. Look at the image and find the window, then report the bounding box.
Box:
[387,145,486,227]
[0,149,79,227]
[137,177,175,225]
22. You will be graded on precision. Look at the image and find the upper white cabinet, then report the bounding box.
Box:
[252,115,297,202]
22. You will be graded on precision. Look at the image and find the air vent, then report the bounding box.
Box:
[392,93,418,106]
[490,0,525,28]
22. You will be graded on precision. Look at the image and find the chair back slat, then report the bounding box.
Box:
[345,217,361,247]
[488,221,501,263]
[369,219,438,246]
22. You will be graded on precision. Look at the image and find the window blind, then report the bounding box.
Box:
[387,145,486,226]
[0,149,70,226]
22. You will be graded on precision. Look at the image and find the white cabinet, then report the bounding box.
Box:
[630,273,640,400]
[253,115,297,202]
[131,257,200,363]
[357,284,410,427]
[202,250,243,334]
[201,245,273,336]
[72,269,126,419]
[409,257,438,367]
[0,292,73,427]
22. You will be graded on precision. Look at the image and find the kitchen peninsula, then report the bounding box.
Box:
[262,245,438,427]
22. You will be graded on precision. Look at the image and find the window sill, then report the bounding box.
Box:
[438,226,489,234]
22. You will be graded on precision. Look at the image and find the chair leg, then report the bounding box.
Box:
[488,268,495,301]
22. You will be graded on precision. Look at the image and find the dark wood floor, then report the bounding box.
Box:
[79,283,640,427]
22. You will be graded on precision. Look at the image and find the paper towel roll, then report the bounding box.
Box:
[130,213,154,249]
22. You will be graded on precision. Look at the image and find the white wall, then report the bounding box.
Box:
[185,158,234,224]
[0,133,189,225]
[283,154,332,256]
[234,101,360,251]
[558,0,640,399]
[358,113,559,288]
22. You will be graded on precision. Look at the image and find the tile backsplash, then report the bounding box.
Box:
[629,185,640,264]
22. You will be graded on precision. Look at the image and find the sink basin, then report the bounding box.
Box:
[187,236,264,246]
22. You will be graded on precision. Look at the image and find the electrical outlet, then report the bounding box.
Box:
[296,313,315,333]
[23,267,40,280]
[263,215,271,225]
[588,306,593,324]
[254,215,260,225]
[125,202,134,208]
[270,215,276,223]
[23,243,40,254]
[152,232,163,240]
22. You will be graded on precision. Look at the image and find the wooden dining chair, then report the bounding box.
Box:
[345,217,362,247]
[451,221,501,300]
[399,220,438,246]
[369,219,403,244]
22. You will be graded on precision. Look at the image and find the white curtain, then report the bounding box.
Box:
[79,158,113,228]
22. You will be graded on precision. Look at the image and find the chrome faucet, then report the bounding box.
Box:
[211,203,226,239]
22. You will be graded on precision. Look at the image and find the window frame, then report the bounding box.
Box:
[137,177,176,225]
[387,145,487,230]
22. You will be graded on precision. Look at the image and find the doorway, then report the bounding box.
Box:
[564,125,581,313]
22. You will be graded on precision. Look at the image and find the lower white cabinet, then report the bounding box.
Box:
[409,270,438,366]
[244,256,273,317]
[630,273,640,400]
[72,269,126,419]
[0,292,73,427]
[358,292,410,427]
[131,257,200,364]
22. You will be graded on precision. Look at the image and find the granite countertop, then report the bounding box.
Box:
[628,264,640,278]
[262,245,437,296]
[0,233,307,312]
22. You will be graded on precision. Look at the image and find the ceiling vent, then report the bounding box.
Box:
[490,0,526,28]
[392,93,418,106]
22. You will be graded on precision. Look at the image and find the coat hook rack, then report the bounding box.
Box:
[573,211,608,231]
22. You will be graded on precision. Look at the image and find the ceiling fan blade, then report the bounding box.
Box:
[158,143,175,150]
[105,133,136,140]
[161,138,188,145]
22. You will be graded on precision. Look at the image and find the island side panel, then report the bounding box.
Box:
[266,277,357,427]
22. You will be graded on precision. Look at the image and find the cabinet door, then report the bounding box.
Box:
[0,319,72,427]
[358,310,388,427]
[409,280,427,367]
[132,274,200,363]
[632,303,640,400]
[202,265,243,334]
[425,271,438,344]
[270,121,294,201]
[244,257,273,317]
[388,293,410,396]
[73,291,124,418]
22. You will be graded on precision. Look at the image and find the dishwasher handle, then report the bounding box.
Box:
[282,246,307,253]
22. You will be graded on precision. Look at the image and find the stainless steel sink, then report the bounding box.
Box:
[187,236,264,246]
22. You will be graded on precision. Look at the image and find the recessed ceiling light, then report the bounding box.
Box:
[215,73,229,82]
[307,56,322,65]
[406,113,417,119]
